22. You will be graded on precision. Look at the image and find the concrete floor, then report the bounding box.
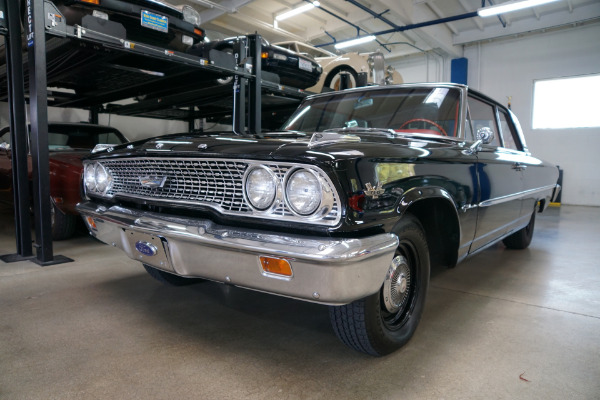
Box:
[0,205,599,400]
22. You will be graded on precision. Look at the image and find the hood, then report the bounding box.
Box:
[50,150,89,168]
[94,131,463,164]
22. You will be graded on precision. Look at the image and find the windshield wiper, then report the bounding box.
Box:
[323,127,397,135]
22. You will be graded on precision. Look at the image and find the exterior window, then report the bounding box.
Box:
[532,74,600,129]
[467,96,500,147]
[497,109,522,151]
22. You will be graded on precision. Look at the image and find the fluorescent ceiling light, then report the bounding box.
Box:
[334,35,376,49]
[477,0,560,17]
[275,1,320,21]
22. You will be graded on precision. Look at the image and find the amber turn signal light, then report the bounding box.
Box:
[261,51,269,59]
[79,0,100,5]
[85,216,97,230]
[259,256,293,277]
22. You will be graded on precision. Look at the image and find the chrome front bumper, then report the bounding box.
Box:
[77,201,399,305]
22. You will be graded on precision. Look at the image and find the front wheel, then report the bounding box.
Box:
[329,214,430,356]
[51,202,76,240]
[324,67,358,90]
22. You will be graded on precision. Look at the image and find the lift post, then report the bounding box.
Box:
[25,0,71,265]
[1,0,33,261]
[247,34,262,136]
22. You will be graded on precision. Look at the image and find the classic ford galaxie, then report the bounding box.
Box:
[77,83,560,356]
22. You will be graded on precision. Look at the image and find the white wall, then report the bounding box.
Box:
[392,22,600,206]
[0,104,188,142]
[390,52,448,83]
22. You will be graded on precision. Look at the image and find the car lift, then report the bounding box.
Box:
[0,0,305,266]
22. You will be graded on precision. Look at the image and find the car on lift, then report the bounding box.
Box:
[77,83,560,356]
[23,0,205,51]
[273,40,403,92]
[0,122,127,240]
[187,36,323,90]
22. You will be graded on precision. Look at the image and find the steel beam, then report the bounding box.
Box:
[5,0,33,258]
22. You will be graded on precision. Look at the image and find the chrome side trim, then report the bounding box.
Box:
[479,184,556,208]
[551,184,562,202]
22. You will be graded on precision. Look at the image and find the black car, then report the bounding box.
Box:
[42,0,205,51]
[187,36,322,89]
[77,83,560,356]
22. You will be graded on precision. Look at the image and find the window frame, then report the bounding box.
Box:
[532,73,600,130]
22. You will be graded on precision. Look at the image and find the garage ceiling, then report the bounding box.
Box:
[184,0,600,61]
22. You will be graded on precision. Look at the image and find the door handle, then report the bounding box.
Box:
[512,162,527,171]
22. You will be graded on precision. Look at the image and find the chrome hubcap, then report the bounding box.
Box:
[383,255,411,313]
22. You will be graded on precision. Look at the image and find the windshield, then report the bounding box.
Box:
[47,126,126,150]
[281,87,462,138]
[0,125,127,151]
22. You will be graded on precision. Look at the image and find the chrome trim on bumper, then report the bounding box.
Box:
[551,184,562,202]
[77,201,399,305]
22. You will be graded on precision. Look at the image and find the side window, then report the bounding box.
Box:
[497,109,523,151]
[0,131,11,145]
[467,96,500,147]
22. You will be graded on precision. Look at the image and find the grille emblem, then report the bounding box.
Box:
[139,176,167,189]
[198,144,208,150]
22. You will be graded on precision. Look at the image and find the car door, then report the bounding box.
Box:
[498,108,554,220]
[467,95,524,253]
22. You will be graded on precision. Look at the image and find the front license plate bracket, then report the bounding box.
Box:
[124,229,172,270]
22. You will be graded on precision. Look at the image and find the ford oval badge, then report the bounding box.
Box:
[135,241,158,256]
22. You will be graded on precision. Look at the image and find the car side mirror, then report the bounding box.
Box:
[476,127,494,144]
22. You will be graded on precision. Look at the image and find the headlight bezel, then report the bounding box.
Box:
[284,168,323,216]
[83,161,113,197]
[243,165,279,211]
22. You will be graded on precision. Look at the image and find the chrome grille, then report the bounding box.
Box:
[94,157,342,226]
[105,158,250,212]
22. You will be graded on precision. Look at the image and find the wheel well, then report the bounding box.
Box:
[324,65,356,85]
[404,198,459,269]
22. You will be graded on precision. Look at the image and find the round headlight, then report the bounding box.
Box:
[286,169,322,216]
[84,163,96,192]
[182,5,201,26]
[245,167,277,210]
[94,163,111,193]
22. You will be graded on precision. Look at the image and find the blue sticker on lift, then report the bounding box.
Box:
[141,10,168,33]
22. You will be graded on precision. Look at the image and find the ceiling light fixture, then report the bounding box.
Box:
[477,0,560,17]
[275,1,320,21]
[334,35,376,49]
